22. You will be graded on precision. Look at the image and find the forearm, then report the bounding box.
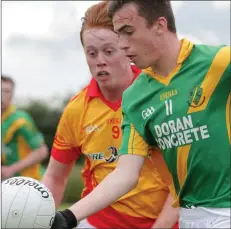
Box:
[69,168,138,221]
[11,144,48,173]
[41,158,75,208]
[152,193,179,228]
[41,173,67,208]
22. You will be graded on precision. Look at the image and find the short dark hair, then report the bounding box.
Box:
[1,75,15,87]
[108,0,176,33]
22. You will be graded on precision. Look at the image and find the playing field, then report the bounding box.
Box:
[56,164,84,211]
[58,203,73,211]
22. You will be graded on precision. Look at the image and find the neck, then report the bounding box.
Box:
[151,34,181,77]
[1,105,9,115]
[100,67,134,102]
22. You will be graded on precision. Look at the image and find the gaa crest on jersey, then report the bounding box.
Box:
[188,86,205,107]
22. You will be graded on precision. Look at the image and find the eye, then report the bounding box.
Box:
[120,27,134,36]
[126,29,133,34]
[125,30,133,36]
[87,51,96,57]
[105,49,114,55]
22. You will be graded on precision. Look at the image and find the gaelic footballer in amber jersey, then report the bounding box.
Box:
[51,66,176,228]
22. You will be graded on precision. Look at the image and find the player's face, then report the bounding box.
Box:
[1,81,13,111]
[113,3,163,69]
[82,28,131,90]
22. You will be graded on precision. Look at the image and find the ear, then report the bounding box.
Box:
[154,17,167,36]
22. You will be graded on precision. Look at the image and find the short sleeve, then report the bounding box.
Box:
[17,118,44,150]
[51,108,81,164]
[119,112,149,157]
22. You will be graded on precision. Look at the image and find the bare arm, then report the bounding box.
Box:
[41,157,75,208]
[9,144,48,173]
[68,154,145,221]
[152,193,179,228]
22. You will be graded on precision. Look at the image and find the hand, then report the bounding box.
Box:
[2,165,16,179]
[51,209,78,229]
[51,212,69,229]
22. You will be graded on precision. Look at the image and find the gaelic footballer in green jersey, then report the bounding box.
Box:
[120,39,230,209]
[2,105,46,179]
[2,75,48,180]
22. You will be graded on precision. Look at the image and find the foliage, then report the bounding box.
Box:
[20,97,85,203]
[21,100,64,165]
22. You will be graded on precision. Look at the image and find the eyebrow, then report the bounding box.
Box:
[85,43,116,51]
[103,42,116,47]
[86,46,96,50]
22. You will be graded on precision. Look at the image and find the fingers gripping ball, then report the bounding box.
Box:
[2,176,55,229]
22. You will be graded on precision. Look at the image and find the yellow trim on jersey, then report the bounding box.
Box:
[177,145,191,188]
[142,39,194,86]
[171,197,180,208]
[128,125,136,155]
[3,118,27,143]
[226,93,231,143]
[127,124,149,157]
[172,145,191,207]
[143,64,182,86]
[18,136,40,179]
[168,184,180,208]
[188,46,230,114]
[2,155,7,164]
[2,105,16,121]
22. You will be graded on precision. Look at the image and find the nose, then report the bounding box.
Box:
[96,53,106,67]
[118,36,130,52]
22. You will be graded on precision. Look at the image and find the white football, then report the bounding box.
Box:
[2,176,56,229]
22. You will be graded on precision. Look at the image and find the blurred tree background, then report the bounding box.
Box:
[20,96,84,205]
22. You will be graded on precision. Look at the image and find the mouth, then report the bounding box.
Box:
[97,71,110,81]
[126,55,136,62]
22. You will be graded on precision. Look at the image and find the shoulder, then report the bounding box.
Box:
[61,87,89,122]
[190,44,230,62]
[193,44,230,74]
[122,72,148,111]
[4,110,36,136]
[10,109,33,125]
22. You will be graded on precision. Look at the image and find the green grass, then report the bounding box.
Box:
[58,203,73,211]
[57,163,84,211]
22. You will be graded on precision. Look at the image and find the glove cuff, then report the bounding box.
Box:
[60,209,78,228]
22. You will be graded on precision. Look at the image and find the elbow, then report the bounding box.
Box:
[39,144,49,160]
[42,158,74,186]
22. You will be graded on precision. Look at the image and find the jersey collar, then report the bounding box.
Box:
[87,65,141,111]
[143,38,194,86]
[2,105,16,122]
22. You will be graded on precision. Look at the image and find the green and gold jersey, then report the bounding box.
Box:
[2,105,45,180]
[119,39,231,208]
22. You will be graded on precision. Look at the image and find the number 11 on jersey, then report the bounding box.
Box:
[165,100,173,116]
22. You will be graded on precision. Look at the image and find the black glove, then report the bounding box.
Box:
[51,209,78,229]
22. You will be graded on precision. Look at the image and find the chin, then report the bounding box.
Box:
[98,80,111,88]
[2,105,6,111]
[134,60,150,69]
